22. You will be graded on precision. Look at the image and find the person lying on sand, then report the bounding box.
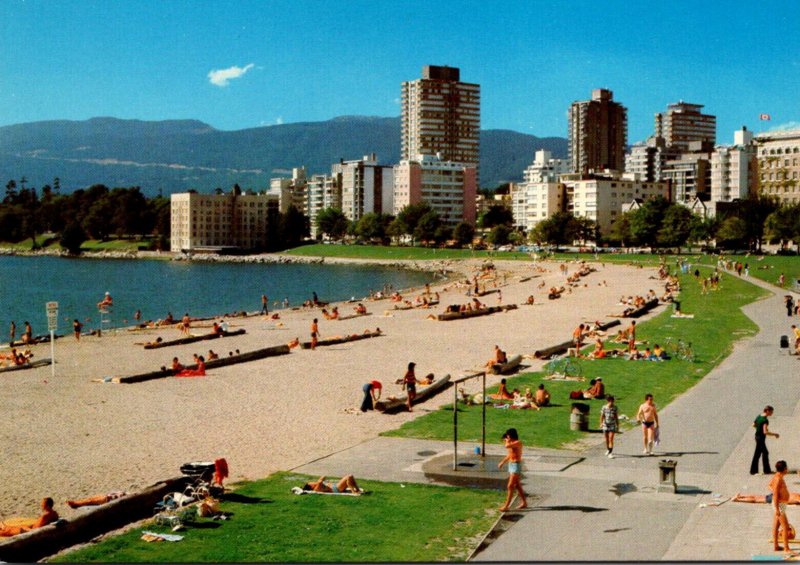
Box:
[0,497,59,537]
[288,337,300,349]
[67,491,128,508]
[733,492,800,504]
[302,475,362,494]
[207,349,219,360]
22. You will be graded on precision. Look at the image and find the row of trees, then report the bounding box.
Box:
[2,180,172,253]
[530,195,800,252]
[315,202,521,248]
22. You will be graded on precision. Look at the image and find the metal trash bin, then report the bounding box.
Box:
[658,459,677,493]
[780,335,789,349]
[570,402,590,431]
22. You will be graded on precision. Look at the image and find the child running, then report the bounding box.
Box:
[497,427,528,512]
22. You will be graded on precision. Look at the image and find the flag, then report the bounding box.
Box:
[760,113,771,121]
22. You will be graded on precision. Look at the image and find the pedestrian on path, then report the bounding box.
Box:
[751,405,779,475]
[497,428,528,512]
[600,395,619,458]
[261,294,269,315]
[636,393,659,455]
[770,460,792,554]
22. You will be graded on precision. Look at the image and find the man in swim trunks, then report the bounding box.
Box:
[0,497,59,537]
[497,428,527,512]
[403,362,419,412]
[636,393,659,455]
[303,475,362,494]
[771,460,792,553]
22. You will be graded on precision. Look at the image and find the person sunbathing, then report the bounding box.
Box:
[588,338,606,359]
[0,497,59,537]
[287,337,300,349]
[485,345,507,369]
[534,384,551,407]
[491,378,514,400]
[67,491,127,508]
[733,492,800,504]
[302,475,362,494]
[583,378,605,399]
[207,349,219,360]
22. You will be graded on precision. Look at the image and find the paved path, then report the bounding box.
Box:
[293,273,800,561]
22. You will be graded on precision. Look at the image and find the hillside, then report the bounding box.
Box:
[0,116,567,195]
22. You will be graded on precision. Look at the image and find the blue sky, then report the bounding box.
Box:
[1,0,798,143]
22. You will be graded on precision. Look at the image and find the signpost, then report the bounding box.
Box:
[46,301,58,378]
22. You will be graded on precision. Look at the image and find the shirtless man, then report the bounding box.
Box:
[636,393,659,455]
[626,320,637,353]
[486,345,507,369]
[534,384,550,407]
[0,497,59,537]
[771,460,792,553]
[310,318,319,350]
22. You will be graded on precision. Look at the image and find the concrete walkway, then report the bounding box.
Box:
[293,274,800,561]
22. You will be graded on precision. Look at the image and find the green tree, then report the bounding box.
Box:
[355,212,390,243]
[628,197,670,247]
[609,213,632,246]
[413,210,441,246]
[657,205,693,252]
[397,202,433,239]
[315,208,348,240]
[487,224,512,246]
[433,224,453,246]
[386,217,408,244]
[452,222,475,248]
[764,203,800,250]
[280,205,310,248]
[60,222,87,255]
[478,205,513,229]
[689,215,719,247]
[716,216,748,249]
[530,212,578,247]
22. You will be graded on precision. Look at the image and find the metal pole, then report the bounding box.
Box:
[481,371,486,458]
[50,329,55,378]
[453,383,458,471]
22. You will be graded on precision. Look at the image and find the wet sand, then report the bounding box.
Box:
[0,257,661,519]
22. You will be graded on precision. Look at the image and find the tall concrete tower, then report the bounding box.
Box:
[568,88,628,174]
[401,65,481,182]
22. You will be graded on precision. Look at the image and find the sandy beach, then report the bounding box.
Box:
[0,257,662,519]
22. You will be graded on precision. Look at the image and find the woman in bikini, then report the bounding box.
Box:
[302,475,362,494]
[497,428,528,512]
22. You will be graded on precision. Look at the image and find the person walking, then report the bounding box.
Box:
[261,294,269,315]
[636,393,659,455]
[751,405,779,475]
[497,428,528,512]
[600,395,619,458]
[770,460,792,554]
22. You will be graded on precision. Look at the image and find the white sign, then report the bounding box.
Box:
[46,301,58,332]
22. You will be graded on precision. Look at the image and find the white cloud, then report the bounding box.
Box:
[768,121,800,132]
[275,116,284,125]
[207,63,255,87]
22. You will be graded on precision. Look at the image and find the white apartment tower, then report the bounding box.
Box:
[511,150,570,231]
[401,65,480,183]
[655,101,716,152]
[710,127,756,206]
[332,154,394,223]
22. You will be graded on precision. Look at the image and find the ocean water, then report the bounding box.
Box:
[0,256,434,337]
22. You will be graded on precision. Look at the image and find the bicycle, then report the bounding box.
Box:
[664,337,694,362]
[545,357,583,378]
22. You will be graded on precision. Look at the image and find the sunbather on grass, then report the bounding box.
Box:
[302,475,362,494]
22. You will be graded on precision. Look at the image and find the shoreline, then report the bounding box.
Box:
[0,257,663,521]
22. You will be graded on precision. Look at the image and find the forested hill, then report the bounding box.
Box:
[0,116,567,196]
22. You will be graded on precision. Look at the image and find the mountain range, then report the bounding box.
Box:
[0,116,568,196]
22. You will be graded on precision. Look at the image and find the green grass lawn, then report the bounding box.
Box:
[383,270,768,449]
[283,243,532,261]
[0,238,146,253]
[49,473,499,563]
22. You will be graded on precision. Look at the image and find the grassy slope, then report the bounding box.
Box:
[383,268,768,449]
[283,243,531,261]
[49,473,499,563]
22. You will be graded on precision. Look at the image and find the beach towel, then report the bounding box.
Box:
[141,530,184,542]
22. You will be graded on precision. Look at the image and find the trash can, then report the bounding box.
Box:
[780,335,789,349]
[657,459,677,493]
[570,402,590,431]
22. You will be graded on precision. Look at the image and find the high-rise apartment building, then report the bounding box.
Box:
[625,136,680,182]
[655,101,716,152]
[401,65,480,182]
[510,150,570,231]
[393,154,477,227]
[661,141,714,203]
[332,154,394,223]
[755,129,800,205]
[710,127,756,207]
[568,89,628,174]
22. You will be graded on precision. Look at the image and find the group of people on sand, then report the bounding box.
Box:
[0,347,34,367]
[9,320,33,345]
[169,354,206,377]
